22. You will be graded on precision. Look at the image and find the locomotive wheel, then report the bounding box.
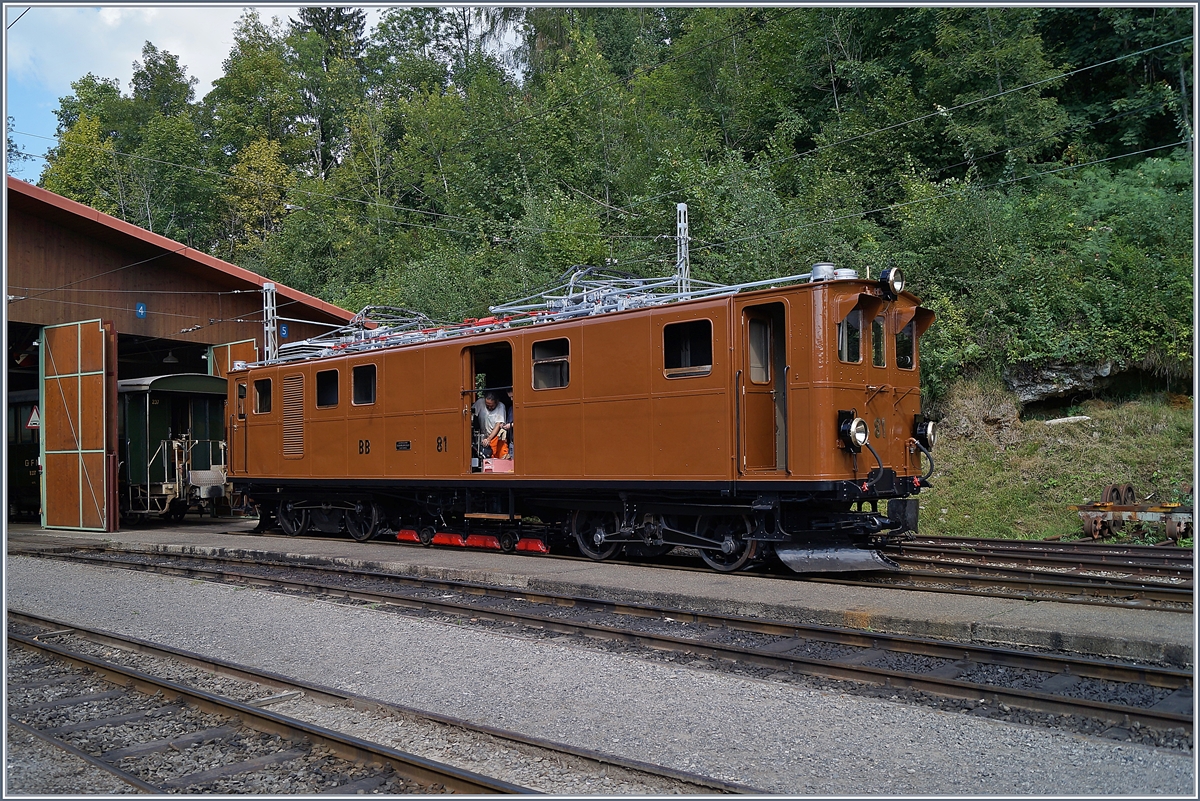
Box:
[345,501,381,542]
[277,500,310,536]
[1120,484,1137,505]
[418,526,435,547]
[573,510,621,561]
[695,515,758,572]
[499,529,518,553]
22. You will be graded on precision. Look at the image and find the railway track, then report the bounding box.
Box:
[6,616,532,794]
[243,527,1195,610]
[7,611,752,795]
[12,547,1194,747]
[890,537,1193,581]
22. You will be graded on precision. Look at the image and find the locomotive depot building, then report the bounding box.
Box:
[5,175,355,532]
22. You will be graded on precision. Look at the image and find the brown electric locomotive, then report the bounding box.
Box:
[227,264,936,572]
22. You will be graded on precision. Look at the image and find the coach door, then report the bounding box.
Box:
[40,319,118,531]
[740,303,787,474]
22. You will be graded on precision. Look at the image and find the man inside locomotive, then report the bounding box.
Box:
[474,391,510,460]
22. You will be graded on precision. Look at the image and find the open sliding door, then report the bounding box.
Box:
[40,319,117,531]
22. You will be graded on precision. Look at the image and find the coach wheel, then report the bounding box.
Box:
[418,526,435,547]
[695,515,758,572]
[499,529,518,554]
[165,499,188,523]
[1119,484,1137,506]
[277,500,310,536]
[345,501,381,542]
[119,501,142,528]
[572,510,621,561]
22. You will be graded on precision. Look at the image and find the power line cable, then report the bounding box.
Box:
[702,95,1175,244]
[12,136,660,242]
[699,140,1189,252]
[10,245,190,304]
[622,33,1193,210]
[7,7,30,29]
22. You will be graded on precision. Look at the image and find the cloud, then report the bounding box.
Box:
[6,6,305,97]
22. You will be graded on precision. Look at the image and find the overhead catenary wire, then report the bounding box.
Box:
[698,140,1190,252]
[621,33,1194,210]
[698,95,1179,246]
[12,32,1188,248]
[6,9,795,245]
[11,137,660,242]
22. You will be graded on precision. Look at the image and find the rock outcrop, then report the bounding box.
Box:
[1003,361,1116,405]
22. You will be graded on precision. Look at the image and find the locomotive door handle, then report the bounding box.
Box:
[735,370,743,475]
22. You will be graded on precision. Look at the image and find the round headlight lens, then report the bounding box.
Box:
[916,419,936,450]
[850,417,869,447]
[883,267,905,297]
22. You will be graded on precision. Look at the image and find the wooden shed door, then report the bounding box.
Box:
[40,319,117,531]
[208,339,259,377]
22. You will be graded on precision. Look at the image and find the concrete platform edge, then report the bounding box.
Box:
[32,538,1192,669]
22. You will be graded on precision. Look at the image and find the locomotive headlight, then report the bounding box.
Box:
[880,267,905,300]
[840,415,870,452]
[915,419,937,450]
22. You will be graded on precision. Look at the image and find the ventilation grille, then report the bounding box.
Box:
[282,374,304,457]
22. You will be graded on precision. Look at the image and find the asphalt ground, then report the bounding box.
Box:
[5,518,1194,668]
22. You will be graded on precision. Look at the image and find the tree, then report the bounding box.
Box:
[291,6,368,67]
[222,137,297,262]
[6,115,33,171]
[52,73,121,135]
[204,11,300,162]
[130,41,197,117]
[39,114,119,213]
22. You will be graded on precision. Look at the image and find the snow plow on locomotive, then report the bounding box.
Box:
[228,264,936,572]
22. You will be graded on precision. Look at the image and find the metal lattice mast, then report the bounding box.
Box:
[262,282,279,362]
[676,202,690,294]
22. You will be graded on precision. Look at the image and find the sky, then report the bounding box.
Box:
[3,4,389,182]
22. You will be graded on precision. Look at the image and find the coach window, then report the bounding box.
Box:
[532,338,570,389]
[871,315,886,367]
[837,309,862,363]
[353,364,376,405]
[254,378,272,413]
[664,319,713,378]
[896,321,916,370]
[316,369,339,407]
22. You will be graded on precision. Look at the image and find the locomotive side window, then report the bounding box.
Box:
[353,364,376,405]
[663,320,713,378]
[7,405,15,443]
[896,320,916,370]
[237,382,246,419]
[837,309,862,363]
[871,315,886,367]
[254,379,272,413]
[532,338,570,389]
[748,318,771,383]
[316,369,339,407]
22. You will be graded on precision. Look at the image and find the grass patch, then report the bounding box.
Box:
[917,380,1194,540]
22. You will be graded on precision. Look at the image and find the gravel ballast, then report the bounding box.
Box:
[6,556,1194,795]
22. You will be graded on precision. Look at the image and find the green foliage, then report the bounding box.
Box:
[31,6,1193,402]
[923,381,1194,540]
